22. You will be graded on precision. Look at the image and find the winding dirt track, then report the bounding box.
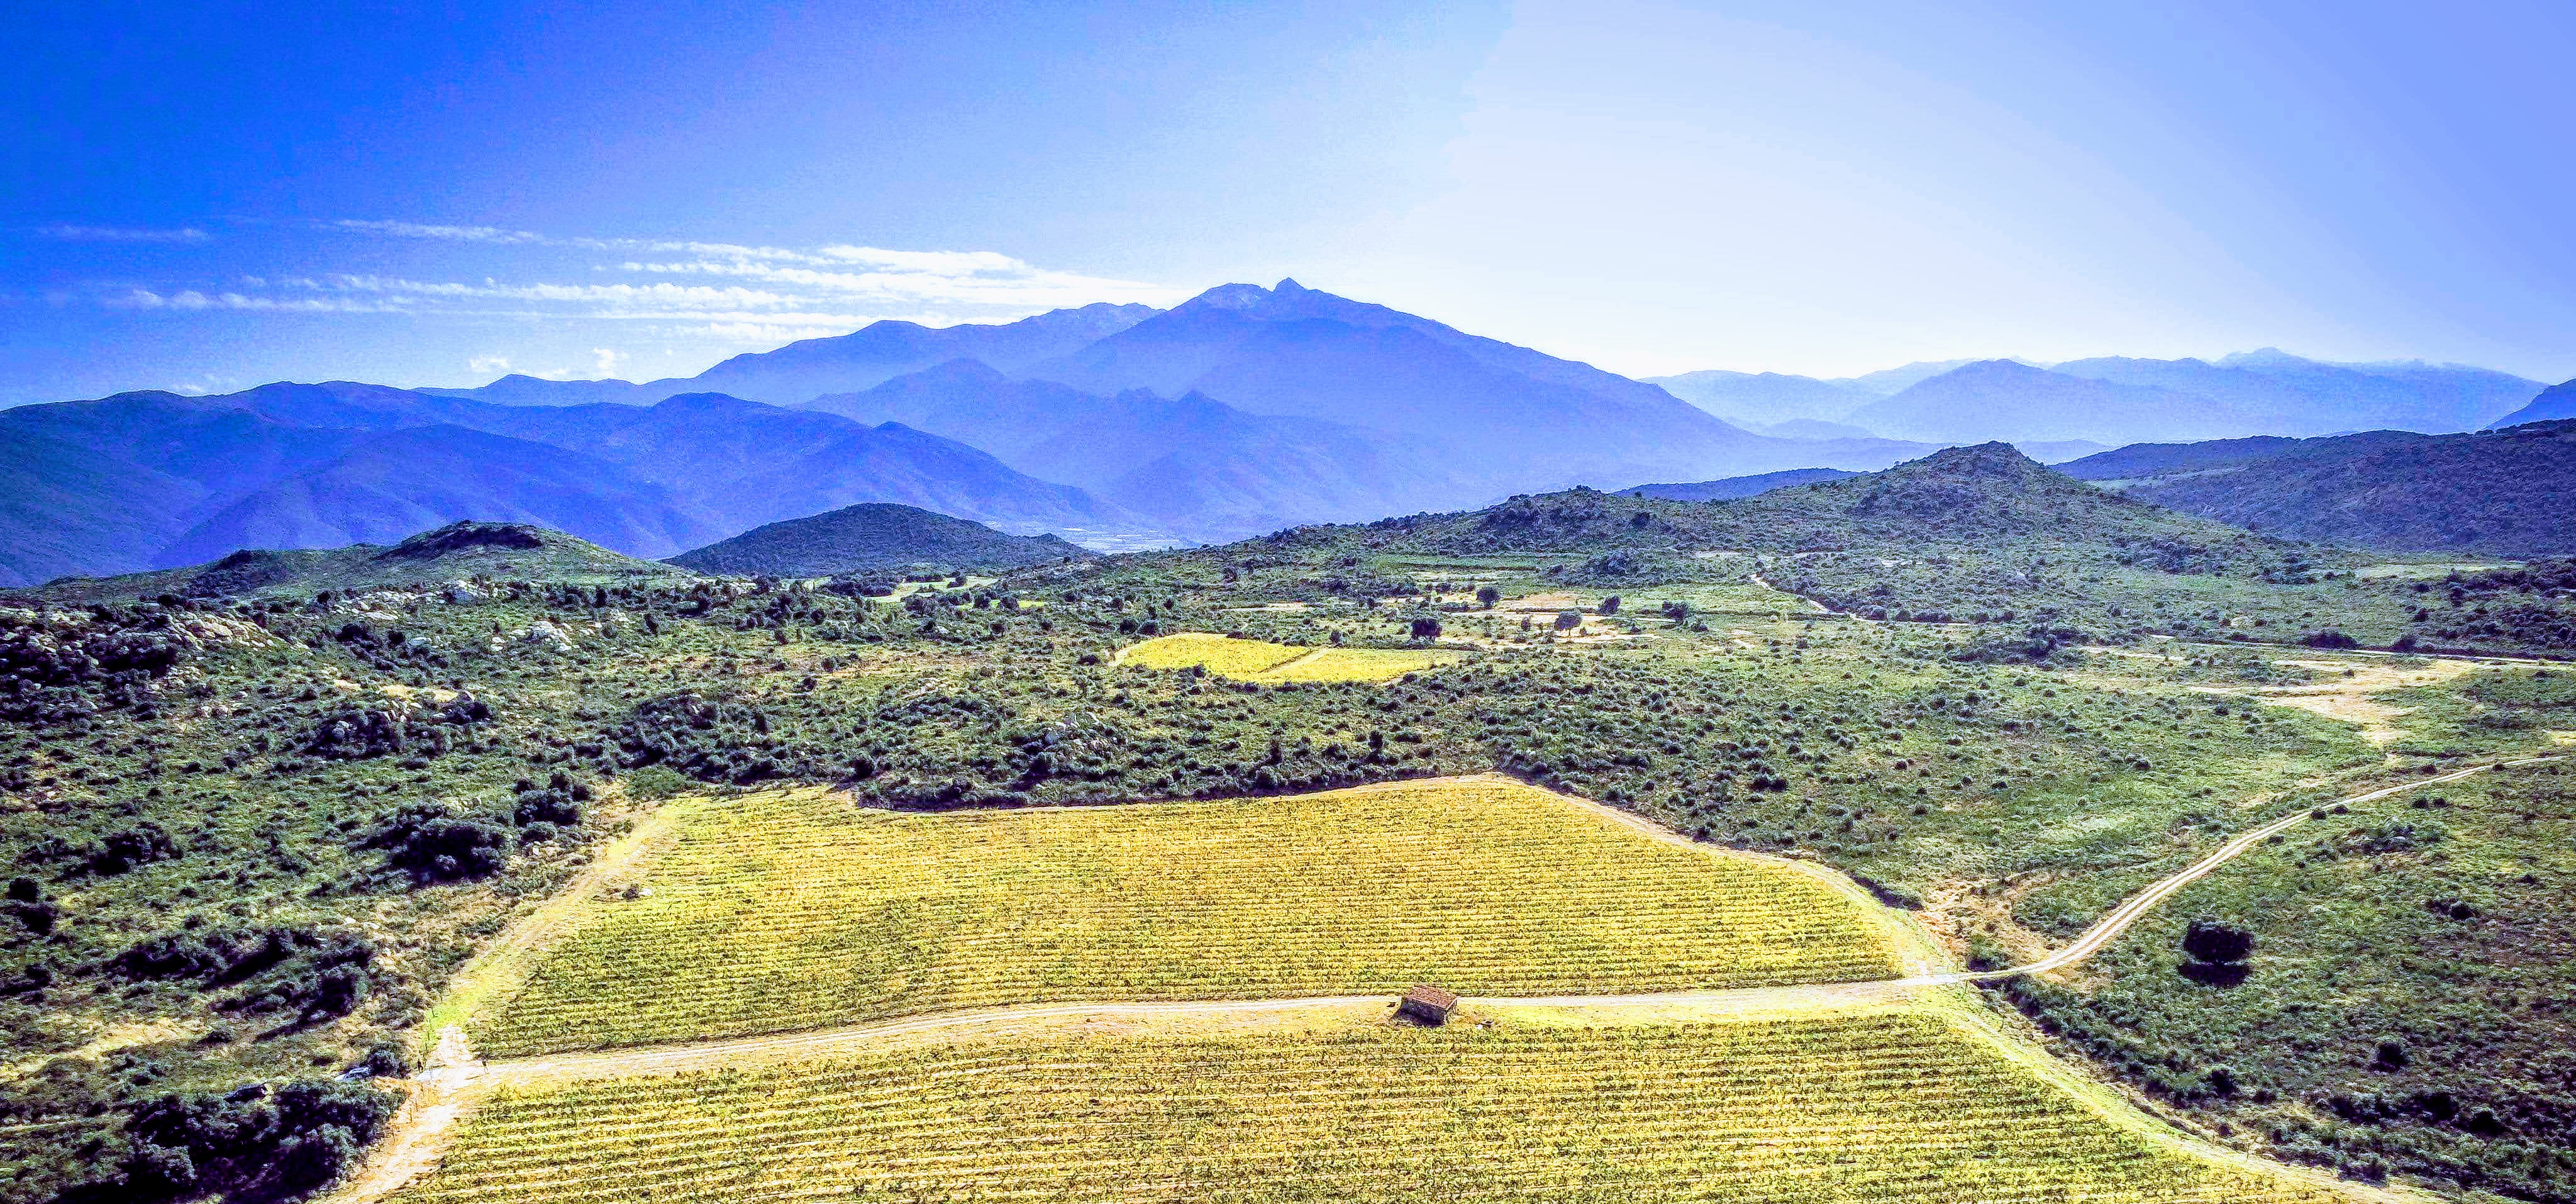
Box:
[331,757,2560,1204]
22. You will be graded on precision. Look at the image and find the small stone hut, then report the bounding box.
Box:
[1397,984,1458,1025]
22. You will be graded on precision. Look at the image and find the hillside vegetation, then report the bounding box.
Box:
[664,502,1093,577]
[2062,420,2576,557]
[13,521,691,604]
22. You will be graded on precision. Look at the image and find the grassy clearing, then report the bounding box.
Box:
[469,779,1907,1056]
[1252,646,1451,682]
[396,1008,2348,1204]
[1119,632,1307,676]
[1119,632,1452,682]
[1997,755,2576,1198]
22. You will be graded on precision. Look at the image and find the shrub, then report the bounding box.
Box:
[2182,920,2254,964]
[622,765,687,800]
[358,802,508,883]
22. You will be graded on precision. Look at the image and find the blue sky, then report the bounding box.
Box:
[4,0,2570,406]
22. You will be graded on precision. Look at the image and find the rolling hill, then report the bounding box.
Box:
[1361,442,2265,557]
[666,503,1096,577]
[2059,420,2576,557]
[16,520,694,604]
[1250,442,2336,634]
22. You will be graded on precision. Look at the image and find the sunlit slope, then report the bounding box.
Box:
[398,1010,2348,1204]
[1119,632,1452,681]
[471,779,1907,1055]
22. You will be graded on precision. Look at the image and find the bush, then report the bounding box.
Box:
[123,1079,394,1200]
[623,765,687,800]
[2182,920,2254,964]
[357,802,507,883]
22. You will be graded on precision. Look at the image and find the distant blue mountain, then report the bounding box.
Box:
[1618,467,1863,501]
[2488,377,2576,428]
[1013,279,1931,500]
[0,383,1147,586]
[1649,350,2546,445]
[2052,349,2543,435]
[422,302,1160,408]
[803,360,1467,541]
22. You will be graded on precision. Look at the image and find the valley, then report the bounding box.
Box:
[6,435,2575,1202]
[17,11,2576,1204]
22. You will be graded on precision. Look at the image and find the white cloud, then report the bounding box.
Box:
[111,287,397,314]
[39,224,211,243]
[335,219,546,244]
[82,230,1189,374]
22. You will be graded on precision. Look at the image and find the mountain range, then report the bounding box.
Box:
[2,281,1972,585]
[7,278,2570,588]
[1653,350,2549,445]
[0,384,1146,588]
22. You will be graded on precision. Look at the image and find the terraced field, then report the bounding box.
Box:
[1118,632,1451,681]
[469,779,1908,1056]
[394,1009,2346,1204]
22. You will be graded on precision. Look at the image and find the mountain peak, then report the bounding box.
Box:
[1186,282,1280,311]
[377,520,553,561]
[2217,347,2312,369]
[1911,440,2047,477]
[1275,277,1308,293]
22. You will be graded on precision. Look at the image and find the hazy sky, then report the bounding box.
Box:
[6,0,2571,406]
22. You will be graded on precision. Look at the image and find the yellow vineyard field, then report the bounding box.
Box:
[1118,633,1450,682]
[470,779,1906,1056]
[397,1010,2343,1204]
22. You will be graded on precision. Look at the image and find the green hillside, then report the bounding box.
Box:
[15,521,695,604]
[665,502,1096,577]
[2063,420,2576,557]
